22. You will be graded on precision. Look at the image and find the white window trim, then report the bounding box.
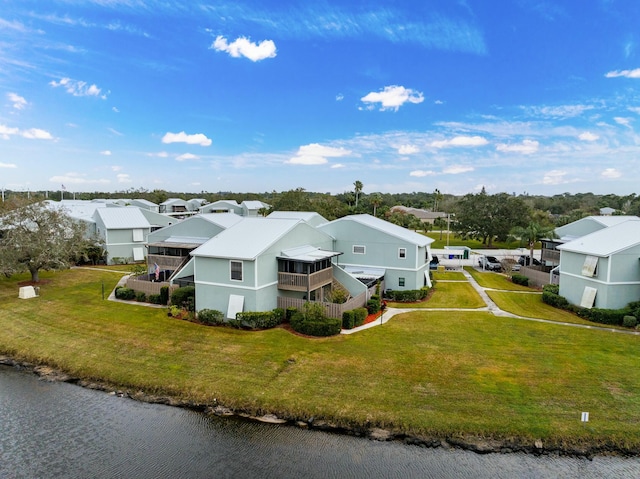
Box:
[399,277,405,287]
[230,260,243,282]
[398,247,407,259]
[353,245,366,255]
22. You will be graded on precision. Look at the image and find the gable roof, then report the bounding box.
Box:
[390,205,447,220]
[267,211,328,226]
[554,215,640,242]
[198,213,244,228]
[93,207,151,229]
[557,218,640,256]
[192,218,303,260]
[242,200,268,210]
[320,214,434,247]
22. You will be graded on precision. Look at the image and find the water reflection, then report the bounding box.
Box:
[1,365,638,479]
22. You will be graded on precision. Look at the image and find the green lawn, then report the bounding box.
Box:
[388,282,485,309]
[2,268,640,450]
[425,232,521,250]
[464,266,536,291]
[431,271,466,281]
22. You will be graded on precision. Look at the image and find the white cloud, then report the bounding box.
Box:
[601,168,621,179]
[525,104,594,119]
[495,139,539,154]
[7,92,27,110]
[211,35,277,62]
[336,93,344,101]
[111,165,122,171]
[361,85,424,111]
[614,117,633,127]
[288,143,351,165]
[108,127,123,136]
[49,173,110,185]
[112,106,120,113]
[0,162,17,168]
[434,99,444,105]
[117,173,132,183]
[605,68,640,79]
[100,150,112,156]
[21,128,53,140]
[409,170,435,177]
[176,153,199,161]
[578,132,599,141]
[397,144,419,155]
[443,165,474,174]
[0,124,53,140]
[543,170,567,185]
[49,77,105,98]
[431,135,488,148]
[331,163,346,169]
[162,131,212,146]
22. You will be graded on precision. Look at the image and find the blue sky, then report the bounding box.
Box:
[1,1,640,196]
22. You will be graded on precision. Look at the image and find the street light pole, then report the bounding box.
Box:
[447,213,454,247]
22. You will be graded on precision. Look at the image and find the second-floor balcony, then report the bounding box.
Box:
[278,268,333,292]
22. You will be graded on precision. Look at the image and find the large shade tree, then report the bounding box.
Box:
[509,221,556,265]
[0,201,87,282]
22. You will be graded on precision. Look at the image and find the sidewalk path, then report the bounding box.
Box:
[342,268,640,336]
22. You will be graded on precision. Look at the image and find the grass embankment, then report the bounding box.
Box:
[387,281,485,309]
[2,268,640,451]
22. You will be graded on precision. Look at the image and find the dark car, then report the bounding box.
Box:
[429,255,439,270]
[518,255,541,266]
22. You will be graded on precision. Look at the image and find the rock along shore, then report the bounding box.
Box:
[1,355,636,459]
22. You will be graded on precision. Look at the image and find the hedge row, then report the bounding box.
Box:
[384,287,429,302]
[511,274,529,286]
[342,307,368,329]
[235,309,284,329]
[541,285,639,327]
[290,302,341,337]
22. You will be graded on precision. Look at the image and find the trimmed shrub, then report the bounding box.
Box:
[385,287,429,303]
[367,295,381,315]
[236,310,283,329]
[148,293,163,304]
[198,309,225,326]
[353,307,368,327]
[623,315,638,328]
[342,310,355,329]
[159,286,169,305]
[171,286,195,311]
[115,287,136,300]
[511,274,529,286]
[587,308,626,326]
[543,284,560,294]
[542,290,569,309]
[285,307,297,323]
[290,302,341,337]
[135,291,146,302]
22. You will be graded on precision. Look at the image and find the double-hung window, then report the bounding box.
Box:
[399,248,407,259]
[230,260,243,281]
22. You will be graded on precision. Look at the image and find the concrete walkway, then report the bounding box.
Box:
[342,268,640,336]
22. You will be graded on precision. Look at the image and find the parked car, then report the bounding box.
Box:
[478,255,502,271]
[518,255,541,266]
[429,255,439,270]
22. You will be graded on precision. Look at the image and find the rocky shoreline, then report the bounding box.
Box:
[1,355,635,459]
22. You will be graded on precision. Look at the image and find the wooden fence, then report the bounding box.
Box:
[278,291,367,319]
[125,276,179,298]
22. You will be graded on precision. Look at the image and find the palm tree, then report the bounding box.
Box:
[509,222,556,266]
[433,188,443,211]
[370,193,382,217]
[354,180,363,209]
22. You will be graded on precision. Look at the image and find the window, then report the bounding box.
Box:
[398,277,405,287]
[399,248,407,259]
[132,228,144,242]
[230,261,243,281]
[580,286,597,308]
[353,245,365,254]
[132,247,144,261]
[582,255,598,277]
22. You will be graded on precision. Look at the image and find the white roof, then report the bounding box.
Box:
[279,245,340,262]
[242,200,267,210]
[558,218,640,256]
[343,265,386,279]
[198,213,244,228]
[192,218,302,260]
[45,199,115,222]
[93,207,151,229]
[322,214,434,247]
[267,211,328,225]
[131,198,157,207]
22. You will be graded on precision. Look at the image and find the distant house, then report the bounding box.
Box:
[92,207,152,264]
[199,200,243,215]
[390,205,447,225]
[599,207,616,216]
[542,215,639,268]
[130,199,159,213]
[317,214,434,290]
[557,218,640,310]
[242,200,269,217]
[159,198,191,217]
[267,211,329,227]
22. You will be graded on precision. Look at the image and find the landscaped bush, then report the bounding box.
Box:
[114,286,136,300]
[135,291,146,302]
[542,290,569,309]
[543,284,560,295]
[623,315,638,328]
[353,307,368,327]
[542,286,634,326]
[366,295,381,314]
[285,307,297,323]
[236,310,284,329]
[511,274,529,286]
[342,310,355,329]
[148,293,163,304]
[290,302,341,337]
[197,309,225,326]
[585,308,628,326]
[160,286,169,305]
[171,286,195,311]
[384,287,429,302]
